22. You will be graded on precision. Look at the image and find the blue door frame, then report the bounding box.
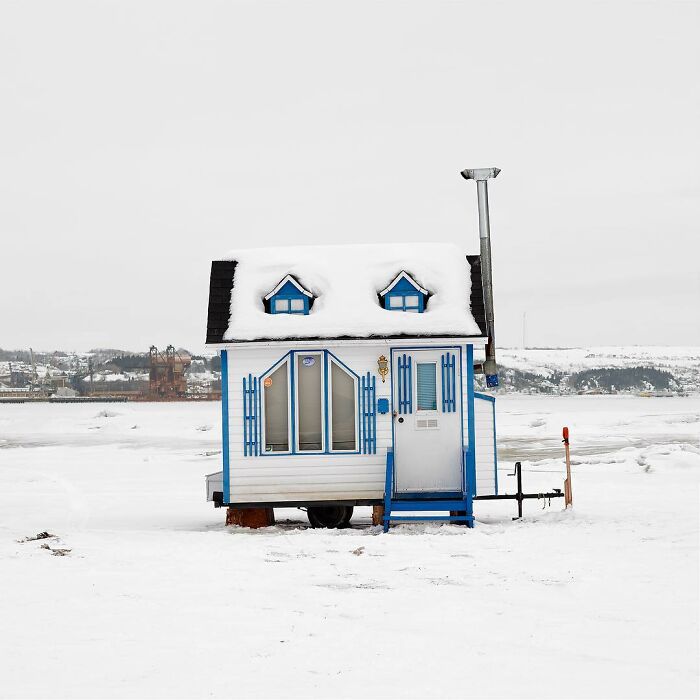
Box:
[388,345,474,500]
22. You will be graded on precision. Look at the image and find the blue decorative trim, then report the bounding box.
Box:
[361,373,366,454]
[441,352,456,412]
[221,350,230,505]
[383,450,394,532]
[394,491,464,500]
[323,350,330,452]
[474,391,496,402]
[466,345,477,498]
[242,373,259,457]
[397,354,413,414]
[360,372,377,454]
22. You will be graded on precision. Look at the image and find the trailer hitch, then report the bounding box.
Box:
[473,461,565,519]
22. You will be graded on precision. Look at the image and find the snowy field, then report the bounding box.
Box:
[1,397,698,699]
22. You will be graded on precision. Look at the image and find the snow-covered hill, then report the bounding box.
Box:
[493,346,700,394]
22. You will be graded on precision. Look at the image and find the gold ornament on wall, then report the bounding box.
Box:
[377,355,389,383]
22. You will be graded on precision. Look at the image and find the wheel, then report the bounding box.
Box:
[307,505,354,529]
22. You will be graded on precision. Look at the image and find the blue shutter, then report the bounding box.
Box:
[397,354,413,414]
[361,372,376,454]
[441,353,456,413]
[243,374,259,456]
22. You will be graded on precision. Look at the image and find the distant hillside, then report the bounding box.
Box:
[486,347,700,395]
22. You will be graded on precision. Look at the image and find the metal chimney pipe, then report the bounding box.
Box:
[461,167,500,388]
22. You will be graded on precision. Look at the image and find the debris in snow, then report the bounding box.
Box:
[351,546,365,556]
[17,531,56,543]
[95,410,118,418]
[196,425,212,432]
[40,543,72,556]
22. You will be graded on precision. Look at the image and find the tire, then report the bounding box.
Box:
[307,505,354,529]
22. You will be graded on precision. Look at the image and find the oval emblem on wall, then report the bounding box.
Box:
[263,377,273,388]
[302,356,316,367]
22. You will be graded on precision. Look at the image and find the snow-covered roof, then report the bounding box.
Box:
[211,243,484,343]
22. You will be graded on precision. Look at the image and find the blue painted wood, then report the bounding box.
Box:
[441,352,456,413]
[268,280,310,315]
[382,276,427,312]
[221,350,230,505]
[388,515,475,523]
[242,375,248,457]
[389,500,473,511]
[371,375,377,454]
[466,345,477,498]
[383,450,394,533]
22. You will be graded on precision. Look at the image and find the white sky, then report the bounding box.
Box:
[1,1,698,353]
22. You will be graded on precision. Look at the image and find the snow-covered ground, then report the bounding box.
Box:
[1,397,698,699]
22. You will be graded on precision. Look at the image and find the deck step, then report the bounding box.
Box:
[388,499,469,512]
[387,515,474,523]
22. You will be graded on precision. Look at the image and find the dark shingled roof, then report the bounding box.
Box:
[205,256,486,344]
[205,261,236,345]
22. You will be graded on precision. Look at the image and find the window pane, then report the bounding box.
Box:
[264,363,289,451]
[289,298,304,311]
[331,362,356,450]
[416,363,437,411]
[297,355,322,451]
[404,295,419,308]
[274,298,289,312]
[388,295,403,308]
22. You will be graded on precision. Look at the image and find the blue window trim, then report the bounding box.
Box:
[221,350,230,505]
[256,349,362,457]
[383,291,425,313]
[269,294,310,315]
[257,352,293,456]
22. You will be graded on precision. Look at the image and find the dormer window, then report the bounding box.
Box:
[379,271,429,313]
[264,275,314,315]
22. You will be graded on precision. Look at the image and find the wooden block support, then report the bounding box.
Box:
[226,507,275,528]
[372,505,385,526]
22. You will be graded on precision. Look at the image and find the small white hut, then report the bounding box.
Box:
[204,241,498,529]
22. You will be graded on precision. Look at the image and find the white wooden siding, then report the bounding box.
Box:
[225,343,391,503]
[474,396,497,496]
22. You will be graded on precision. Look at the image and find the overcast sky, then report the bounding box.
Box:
[1,1,698,354]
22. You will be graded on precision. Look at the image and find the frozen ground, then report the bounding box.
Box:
[0,397,698,699]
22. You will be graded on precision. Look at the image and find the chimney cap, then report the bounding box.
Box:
[461,167,501,181]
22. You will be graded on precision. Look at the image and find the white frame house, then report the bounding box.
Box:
[204,245,499,529]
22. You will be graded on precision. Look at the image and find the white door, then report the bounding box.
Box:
[392,349,463,494]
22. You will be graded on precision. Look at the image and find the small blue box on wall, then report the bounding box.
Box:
[377,398,390,414]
